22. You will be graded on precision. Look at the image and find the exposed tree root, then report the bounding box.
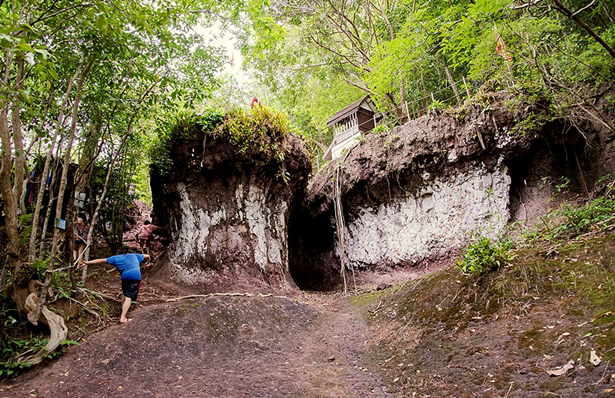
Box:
[18,292,68,366]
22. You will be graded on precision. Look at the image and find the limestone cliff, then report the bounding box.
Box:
[150,112,311,294]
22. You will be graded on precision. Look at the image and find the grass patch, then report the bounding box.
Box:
[349,290,385,307]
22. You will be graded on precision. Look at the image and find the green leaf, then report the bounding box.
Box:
[96,17,109,34]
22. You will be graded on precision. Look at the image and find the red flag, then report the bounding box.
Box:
[494,29,512,62]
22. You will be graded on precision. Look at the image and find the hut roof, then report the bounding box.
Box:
[326,96,374,126]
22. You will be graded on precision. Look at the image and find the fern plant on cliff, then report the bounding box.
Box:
[213,105,297,182]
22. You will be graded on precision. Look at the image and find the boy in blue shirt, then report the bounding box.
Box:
[79,248,151,324]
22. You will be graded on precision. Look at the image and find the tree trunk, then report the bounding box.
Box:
[385,92,404,123]
[80,80,158,282]
[28,65,82,262]
[39,157,61,258]
[32,55,95,325]
[82,149,116,283]
[551,0,615,60]
[12,58,26,216]
[443,59,461,104]
[603,3,615,24]
[0,108,21,279]
[0,50,24,279]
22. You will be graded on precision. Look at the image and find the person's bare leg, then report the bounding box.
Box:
[120,296,132,323]
[77,244,85,261]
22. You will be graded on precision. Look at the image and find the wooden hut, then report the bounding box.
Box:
[324,96,379,160]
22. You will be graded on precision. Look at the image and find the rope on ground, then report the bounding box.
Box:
[164,292,291,302]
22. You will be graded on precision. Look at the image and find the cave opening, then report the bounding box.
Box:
[507,123,591,224]
[287,209,340,291]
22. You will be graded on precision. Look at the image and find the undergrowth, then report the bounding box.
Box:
[0,261,116,380]
[151,106,300,183]
[456,236,515,276]
[0,336,77,377]
[458,176,615,277]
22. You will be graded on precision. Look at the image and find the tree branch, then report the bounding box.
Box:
[551,0,615,59]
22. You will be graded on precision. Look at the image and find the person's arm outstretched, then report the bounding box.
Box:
[77,258,108,269]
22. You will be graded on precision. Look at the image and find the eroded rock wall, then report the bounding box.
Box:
[343,163,510,268]
[291,90,614,289]
[151,129,310,294]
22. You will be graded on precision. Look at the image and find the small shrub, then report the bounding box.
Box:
[0,337,78,378]
[372,124,389,135]
[18,214,34,245]
[149,109,225,176]
[213,105,296,182]
[428,99,445,110]
[457,237,514,276]
[560,196,615,234]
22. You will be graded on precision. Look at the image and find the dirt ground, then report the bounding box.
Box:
[357,233,615,398]
[2,233,615,398]
[0,290,392,398]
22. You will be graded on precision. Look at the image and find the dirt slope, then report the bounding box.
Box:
[0,295,390,398]
[358,233,615,397]
[2,234,615,398]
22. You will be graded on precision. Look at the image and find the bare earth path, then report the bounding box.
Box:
[0,294,392,398]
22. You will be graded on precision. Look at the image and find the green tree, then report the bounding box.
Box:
[0,0,236,366]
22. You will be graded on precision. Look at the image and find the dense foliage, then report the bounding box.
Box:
[0,0,240,372]
[236,0,615,158]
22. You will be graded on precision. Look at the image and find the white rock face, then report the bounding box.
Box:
[167,179,290,288]
[342,163,511,268]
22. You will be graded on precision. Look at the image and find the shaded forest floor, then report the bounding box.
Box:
[2,232,615,397]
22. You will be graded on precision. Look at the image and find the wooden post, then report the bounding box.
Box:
[404,101,410,122]
[463,76,471,98]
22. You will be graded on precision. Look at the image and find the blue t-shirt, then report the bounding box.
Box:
[106,253,144,281]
